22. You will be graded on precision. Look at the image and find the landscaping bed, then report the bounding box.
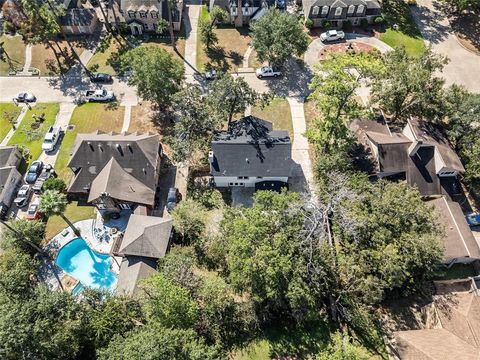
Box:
[54,103,124,182]
[0,103,22,142]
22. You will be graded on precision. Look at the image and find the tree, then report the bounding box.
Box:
[371,46,449,121]
[43,177,67,192]
[167,84,222,164]
[1,219,46,255]
[159,247,200,292]
[98,325,222,360]
[307,52,384,153]
[0,249,37,298]
[172,199,207,244]
[199,6,228,50]
[39,190,78,234]
[316,331,371,360]
[140,273,199,329]
[121,46,184,110]
[250,8,309,66]
[208,73,264,126]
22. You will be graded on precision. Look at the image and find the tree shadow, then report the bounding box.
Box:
[449,12,480,53]
[406,0,451,44]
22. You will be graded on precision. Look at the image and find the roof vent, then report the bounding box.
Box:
[208,151,214,163]
[116,144,124,156]
[142,168,146,174]
[127,144,133,153]
[245,158,249,163]
[98,144,103,152]
[88,142,94,151]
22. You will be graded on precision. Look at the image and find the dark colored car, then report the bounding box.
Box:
[90,73,113,84]
[0,204,9,220]
[276,0,286,10]
[25,160,44,184]
[166,187,179,212]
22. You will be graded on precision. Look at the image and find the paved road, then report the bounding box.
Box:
[410,0,480,93]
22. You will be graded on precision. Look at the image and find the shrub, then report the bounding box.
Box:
[406,0,417,5]
[343,20,352,31]
[305,18,314,29]
[43,178,67,193]
[323,21,332,29]
[374,16,385,24]
[360,18,369,29]
[3,21,15,34]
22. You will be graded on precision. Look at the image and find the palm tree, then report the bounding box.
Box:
[39,190,79,235]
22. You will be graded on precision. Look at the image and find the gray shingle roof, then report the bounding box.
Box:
[210,116,293,178]
[118,214,172,258]
[59,8,96,27]
[0,146,21,168]
[303,0,380,15]
[115,256,158,296]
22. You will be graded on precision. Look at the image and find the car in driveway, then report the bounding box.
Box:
[14,92,36,103]
[166,187,180,212]
[320,30,345,43]
[256,66,282,79]
[25,160,44,184]
[466,213,480,227]
[42,126,61,152]
[25,202,42,220]
[205,69,217,81]
[13,185,32,208]
[85,89,115,102]
[90,73,113,84]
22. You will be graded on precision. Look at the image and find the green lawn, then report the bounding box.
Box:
[251,98,294,140]
[31,41,85,75]
[379,2,425,57]
[0,35,26,75]
[54,103,124,182]
[44,201,96,241]
[197,6,251,72]
[7,103,59,167]
[0,103,22,142]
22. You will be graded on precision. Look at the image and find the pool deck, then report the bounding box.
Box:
[39,209,131,292]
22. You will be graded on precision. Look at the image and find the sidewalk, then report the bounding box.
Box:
[183,3,202,83]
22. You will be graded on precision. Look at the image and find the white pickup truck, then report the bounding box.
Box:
[320,30,345,43]
[85,89,115,102]
[255,66,282,79]
[42,126,60,152]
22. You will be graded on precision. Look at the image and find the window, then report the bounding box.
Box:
[128,11,136,18]
[347,4,355,15]
[334,7,342,17]
[312,5,319,15]
[238,176,249,180]
[257,176,263,179]
[139,11,147,18]
[143,23,149,30]
[151,11,158,18]
[356,4,364,15]
[321,5,329,16]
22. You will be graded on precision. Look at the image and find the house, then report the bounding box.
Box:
[67,131,162,213]
[303,0,381,29]
[426,196,480,264]
[209,0,272,27]
[350,117,465,197]
[209,116,293,189]
[393,289,480,360]
[59,8,99,35]
[116,0,183,35]
[0,146,23,216]
[113,214,173,296]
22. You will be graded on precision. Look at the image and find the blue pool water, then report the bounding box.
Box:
[55,238,117,292]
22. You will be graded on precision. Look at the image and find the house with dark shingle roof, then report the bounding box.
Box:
[0,146,23,217]
[209,0,273,27]
[59,8,99,35]
[209,116,293,189]
[67,131,162,213]
[303,0,381,28]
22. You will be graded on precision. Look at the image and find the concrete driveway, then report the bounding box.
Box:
[410,0,480,93]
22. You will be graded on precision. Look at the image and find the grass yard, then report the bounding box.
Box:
[251,97,294,140]
[87,37,123,75]
[248,49,264,69]
[303,99,318,131]
[196,6,251,72]
[44,201,96,241]
[379,2,425,57]
[0,103,22,142]
[0,35,26,75]
[7,103,59,167]
[54,103,124,182]
[31,41,85,75]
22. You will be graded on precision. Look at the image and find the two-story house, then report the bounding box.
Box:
[0,146,23,217]
[67,131,162,214]
[303,0,381,28]
[209,0,272,27]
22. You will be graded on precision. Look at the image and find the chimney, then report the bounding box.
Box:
[208,151,214,163]
[408,140,423,157]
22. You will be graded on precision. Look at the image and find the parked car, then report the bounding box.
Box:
[166,187,180,212]
[25,202,42,220]
[320,30,345,43]
[256,66,282,79]
[25,160,44,184]
[14,92,36,103]
[0,204,9,220]
[276,0,286,10]
[466,213,480,227]
[85,89,115,102]
[13,185,32,208]
[32,164,55,193]
[205,69,217,81]
[42,126,61,152]
[90,73,113,84]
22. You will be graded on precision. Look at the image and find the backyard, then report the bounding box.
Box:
[251,97,294,140]
[7,103,59,167]
[0,35,26,75]
[44,201,96,241]
[379,2,425,57]
[196,6,251,72]
[0,103,22,142]
[54,103,124,182]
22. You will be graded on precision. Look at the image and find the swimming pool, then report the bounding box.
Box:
[55,238,117,292]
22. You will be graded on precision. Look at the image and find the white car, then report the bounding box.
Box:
[205,69,217,80]
[320,30,345,42]
[42,126,61,152]
[15,92,36,103]
[255,66,282,79]
[85,89,115,102]
[13,185,32,208]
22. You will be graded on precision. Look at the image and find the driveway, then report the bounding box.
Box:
[410,0,480,93]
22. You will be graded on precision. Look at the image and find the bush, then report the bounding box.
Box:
[360,18,369,29]
[406,0,417,5]
[43,178,67,193]
[305,18,314,29]
[322,21,332,29]
[342,20,352,31]
[374,16,385,24]
[3,21,15,34]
